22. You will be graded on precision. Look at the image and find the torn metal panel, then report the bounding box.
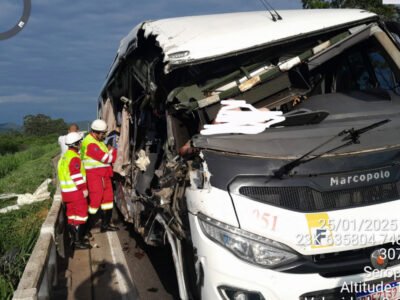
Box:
[118,23,142,57]
[113,105,131,176]
[101,98,116,134]
[307,24,374,71]
[103,23,143,93]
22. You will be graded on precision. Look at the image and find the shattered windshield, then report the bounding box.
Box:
[170,23,400,134]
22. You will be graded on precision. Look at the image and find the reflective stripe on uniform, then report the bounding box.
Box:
[67,215,88,221]
[75,179,85,185]
[82,159,110,165]
[82,159,110,170]
[84,166,108,169]
[88,206,98,214]
[101,202,113,210]
[61,186,78,192]
[101,153,109,162]
[70,174,83,179]
[84,165,110,170]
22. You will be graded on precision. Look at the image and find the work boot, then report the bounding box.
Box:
[67,224,91,250]
[67,224,77,247]
[79,222,92,240]
[75,225,91,249]
[100,209,119,232]
[86,211,100,234]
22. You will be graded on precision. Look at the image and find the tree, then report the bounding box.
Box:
[23,114,67,136]
[302,0,331,8]
[302,0,399,21]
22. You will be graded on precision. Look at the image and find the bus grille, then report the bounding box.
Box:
[238,182,400,212]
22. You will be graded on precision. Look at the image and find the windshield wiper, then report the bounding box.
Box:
[273,119,391,179]
[271,109,329,127]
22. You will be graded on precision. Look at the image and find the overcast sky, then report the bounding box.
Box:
[0,0,301,124]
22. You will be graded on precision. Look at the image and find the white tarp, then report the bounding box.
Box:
[0,179,51,214]
[200,100,285,135]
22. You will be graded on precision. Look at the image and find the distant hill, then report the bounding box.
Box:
[0,123,22,133]
[0,121,91,134]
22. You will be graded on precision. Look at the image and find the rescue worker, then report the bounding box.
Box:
[57,132,91,249]
[82,119,119,232]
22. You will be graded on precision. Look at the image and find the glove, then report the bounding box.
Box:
[83,190,88,198]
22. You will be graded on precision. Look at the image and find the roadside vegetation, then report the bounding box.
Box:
[302,0,399,20]
[0,133,59,194]
[0,114,66,299]
[0,201,51,299]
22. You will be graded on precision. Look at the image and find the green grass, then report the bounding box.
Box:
[0,133,58,299]
[0,144,56,179]
[0,200,50,300]
[0,197,17,210]
[0,144,58,194]
[0,133,58,155]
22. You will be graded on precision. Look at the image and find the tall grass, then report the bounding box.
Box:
[0,144,58,194]
[0,133,58,155]
[0,200,50,300]
[0,144,56,179]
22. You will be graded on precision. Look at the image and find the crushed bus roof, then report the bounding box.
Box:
[143,9,375,65]
[103,9,377,93]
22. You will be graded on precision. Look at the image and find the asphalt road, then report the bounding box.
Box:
[116,221,180,300]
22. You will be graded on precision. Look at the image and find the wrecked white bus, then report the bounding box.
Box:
[98,9,400,300]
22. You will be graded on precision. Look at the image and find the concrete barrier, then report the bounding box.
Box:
[13,156,64,300]
[12,187,63,300]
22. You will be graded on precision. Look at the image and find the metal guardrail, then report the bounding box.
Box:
[13,156,65,300]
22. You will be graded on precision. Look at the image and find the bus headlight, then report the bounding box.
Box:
[199,215,298,268]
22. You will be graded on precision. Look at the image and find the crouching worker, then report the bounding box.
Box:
[82,119,119,233]
[57,132,91,249]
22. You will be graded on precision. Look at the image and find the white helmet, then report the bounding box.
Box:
[91,119,107,132]
[65,132,82,146]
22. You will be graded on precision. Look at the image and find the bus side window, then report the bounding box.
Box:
[368,50,396,90]
[334,51,372,92]
[347,51,374,91]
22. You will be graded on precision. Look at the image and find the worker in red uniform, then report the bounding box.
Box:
[58,132,91,249]
[82,119,119,232]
